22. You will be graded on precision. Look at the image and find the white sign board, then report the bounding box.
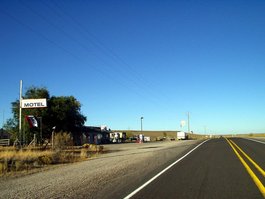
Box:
[180,120,186,128]
[21,98,47,109]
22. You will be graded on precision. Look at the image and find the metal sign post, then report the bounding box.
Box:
[18,80,47,147]
[19,80,22,148]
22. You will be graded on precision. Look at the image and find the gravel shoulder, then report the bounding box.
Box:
[0,140,203,199]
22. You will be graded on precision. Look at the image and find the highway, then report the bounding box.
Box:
[125,138,265,199]
[0,138,264,199]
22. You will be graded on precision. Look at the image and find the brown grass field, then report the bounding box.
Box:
[0,144,103,175]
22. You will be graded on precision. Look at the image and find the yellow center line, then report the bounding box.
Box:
[229,139,265,177]
[225,137,265,198]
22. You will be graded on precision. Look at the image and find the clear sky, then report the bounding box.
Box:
[1,0,265,134]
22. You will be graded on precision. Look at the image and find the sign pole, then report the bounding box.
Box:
[19,80,23,148]
[187,112,190,134]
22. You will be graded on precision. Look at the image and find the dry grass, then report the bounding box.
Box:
[0,148,54,175]
[0,132,103,175]
[254,133,265,137]
[0,144,104,175]
[234,133,265,138]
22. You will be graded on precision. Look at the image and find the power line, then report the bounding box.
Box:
[44,0,176,110]
[0,5,156,107]
[1,2,186,125]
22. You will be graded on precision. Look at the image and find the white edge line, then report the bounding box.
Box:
[123,139,209,199]
[243,138,265,145]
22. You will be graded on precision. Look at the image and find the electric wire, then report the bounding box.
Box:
[0,2,184,130]
[45,0,176,111]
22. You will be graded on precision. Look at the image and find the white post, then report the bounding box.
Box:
[52,130,54,149]
[33,134,36,147]
[141,117,144,132]
[187,112,190,134]
[52,126,56,149]
[19,80,23,148]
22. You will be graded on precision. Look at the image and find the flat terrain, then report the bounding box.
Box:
[0,137,264,199]
[129,138,265,199]
[0,140,201,199]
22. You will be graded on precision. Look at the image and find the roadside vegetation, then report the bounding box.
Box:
[0,133,104,176]
[0,86,99,176]
[3,86,87,147]
[239,133,265,138]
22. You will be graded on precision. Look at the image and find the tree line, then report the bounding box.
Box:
[3,86,87,145]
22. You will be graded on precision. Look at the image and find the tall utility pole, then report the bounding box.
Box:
[19,80,23,148]
[187,112,190,134]
[140,117,143,131]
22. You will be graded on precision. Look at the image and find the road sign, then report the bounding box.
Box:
[21,98,47,108]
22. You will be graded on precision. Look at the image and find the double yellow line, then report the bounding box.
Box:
[225,137,265,197]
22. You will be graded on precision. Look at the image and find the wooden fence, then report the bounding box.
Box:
[0,139,10,146]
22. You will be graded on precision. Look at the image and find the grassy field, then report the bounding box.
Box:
[234,133,265,137]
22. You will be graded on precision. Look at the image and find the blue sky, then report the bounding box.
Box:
[1,0,265,134]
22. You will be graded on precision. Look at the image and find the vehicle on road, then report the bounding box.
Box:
[177,131,188,140]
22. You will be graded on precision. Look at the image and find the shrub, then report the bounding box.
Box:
[82,144,103,152]
[54,132,73,149]
[0,161,8,174]
[0,149,55,174]
[38,154,53,165]
[0,141,104,175]
[80,148,88,159]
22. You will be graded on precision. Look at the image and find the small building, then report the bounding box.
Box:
[81,126,111,145]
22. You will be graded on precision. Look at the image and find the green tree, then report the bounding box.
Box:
[3,118,17,142]
[47,96,86,132]
[4,86,86,145]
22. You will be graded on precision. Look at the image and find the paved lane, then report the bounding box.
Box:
[127,138,264,199]
[231,138,265,169]
[229,138,265,187]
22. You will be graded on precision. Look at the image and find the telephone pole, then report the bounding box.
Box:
[187,112,191,134]
[140,117,144,132]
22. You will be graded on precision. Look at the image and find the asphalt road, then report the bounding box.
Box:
[1,138,264,199]
[126,138,265,199]
[0,140,201,199]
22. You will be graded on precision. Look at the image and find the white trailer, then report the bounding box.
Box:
[177,131,187,140]
[109,132,126,143]
[144,136,151,142]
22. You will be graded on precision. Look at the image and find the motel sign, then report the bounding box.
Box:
[21,98,47,109]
